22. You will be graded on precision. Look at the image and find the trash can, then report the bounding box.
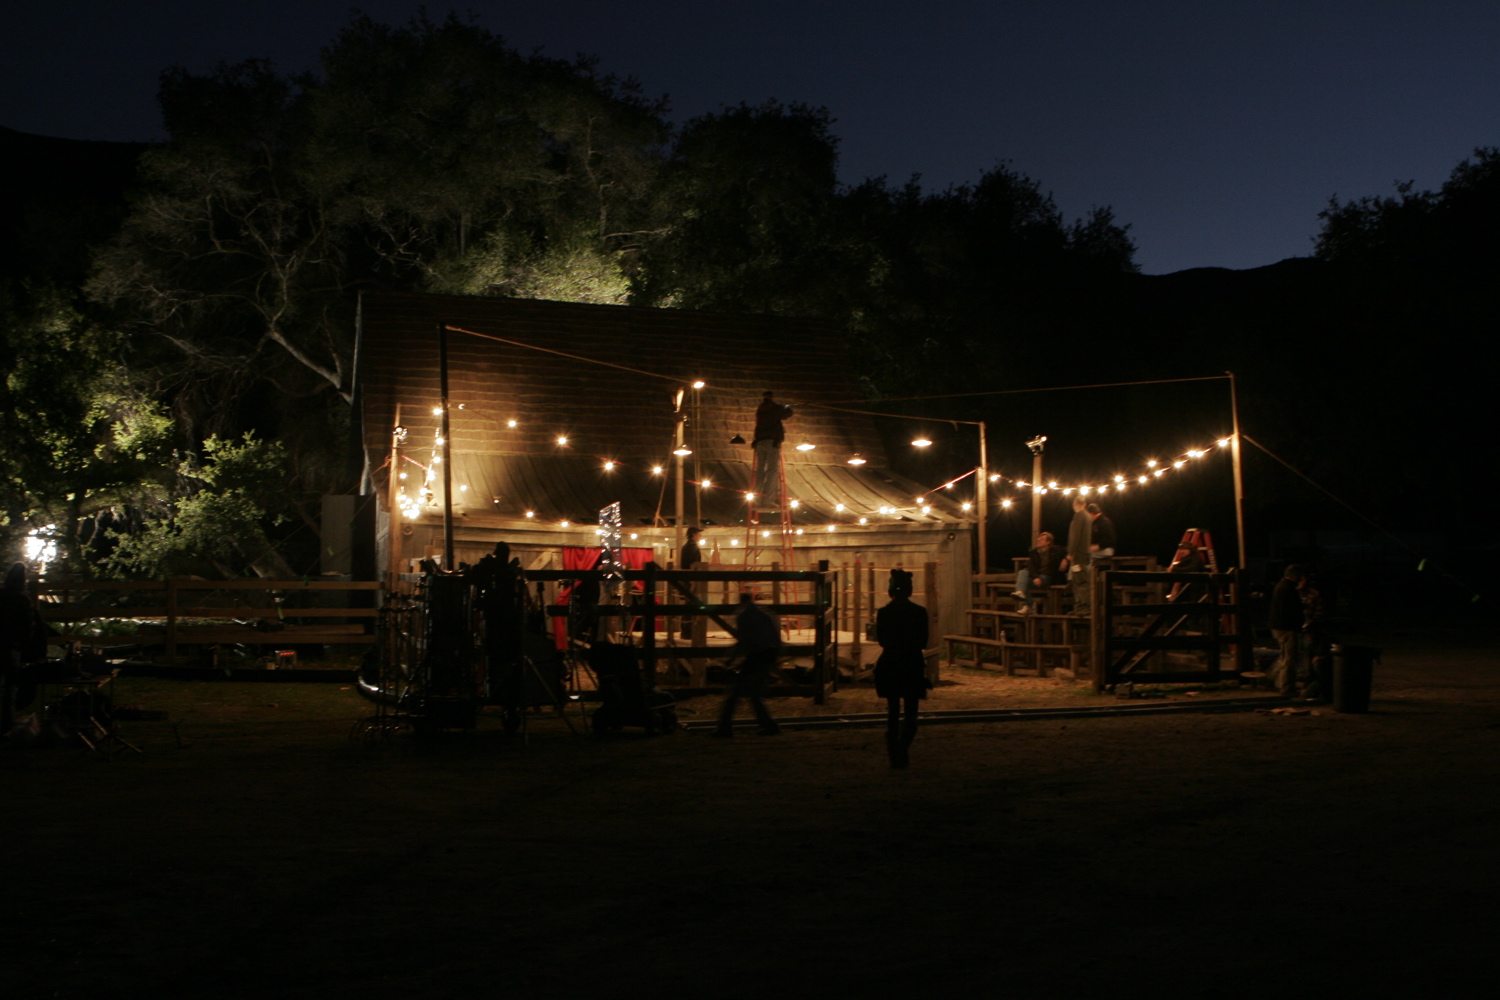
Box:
[1332,643,1380,713]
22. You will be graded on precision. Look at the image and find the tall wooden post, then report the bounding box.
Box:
[673,388,686,560]
[976,420,989,574]
[386,403,404,587]
[437,323,454,570]
[1030,445,1044,538]
[1228,371,1248,570]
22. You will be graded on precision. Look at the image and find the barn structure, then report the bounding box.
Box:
[351,291,977,640]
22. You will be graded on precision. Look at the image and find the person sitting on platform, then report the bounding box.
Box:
[1011,531,1064,614]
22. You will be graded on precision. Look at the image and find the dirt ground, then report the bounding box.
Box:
[5,622,1497,999]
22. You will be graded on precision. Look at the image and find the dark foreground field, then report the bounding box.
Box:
[6,624,1497,999]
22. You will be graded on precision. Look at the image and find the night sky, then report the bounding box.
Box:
[4,1,1496,274]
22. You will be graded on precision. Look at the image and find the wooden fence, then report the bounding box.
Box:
[37,579,382,661]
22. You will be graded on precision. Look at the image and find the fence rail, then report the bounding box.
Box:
[36,579,381,660]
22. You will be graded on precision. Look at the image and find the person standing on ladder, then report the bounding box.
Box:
[752,391,793,503]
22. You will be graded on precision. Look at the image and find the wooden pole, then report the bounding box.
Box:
[1228,371,1248,570]
[976,420,988,574]
[386,403,404,587]
[1031,447,1044,538]
[437,323,454,570]
[673,388,686,562]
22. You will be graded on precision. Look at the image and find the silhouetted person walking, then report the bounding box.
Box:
[713,593,781,736]
[874,568,929,768]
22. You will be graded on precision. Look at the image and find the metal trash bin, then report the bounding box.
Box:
[1332,643,1380,713]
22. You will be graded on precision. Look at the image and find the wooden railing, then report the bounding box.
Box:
[37,579,382,661]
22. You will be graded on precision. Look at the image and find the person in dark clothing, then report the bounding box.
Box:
[680,526,702,569]
[1269,564,1307,697]
[1011,531,1064,612]
[1300,573,1333,702]
[713,593,781,736]
[1,562,51,733]
[1064,496,1092,612]
[751,391,793,500]
[1086,502,1117,558]
[679,527,703,639]
[874,568,930,768]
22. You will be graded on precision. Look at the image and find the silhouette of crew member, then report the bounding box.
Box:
[713,593,781,736]
[874,568,930,768]
[751,391,793,502]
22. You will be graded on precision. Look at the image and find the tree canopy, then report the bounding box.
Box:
[46,12,1500,580]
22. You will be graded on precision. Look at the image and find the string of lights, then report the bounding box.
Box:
[391,397,1233,529]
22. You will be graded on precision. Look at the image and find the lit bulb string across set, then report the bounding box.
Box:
[917,437,1236,510]
[389,407,1231,528]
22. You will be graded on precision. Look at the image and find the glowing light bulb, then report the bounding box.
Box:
[556,436,568,446]
[789,499,799,508]
[731,539,739,546]
[826,525,836,532]
[507,419,518,428]
[459,484,468,492]
[603,461,615,470]
[1001,499,1013,509]
[691,380,705,389]
[859,517,868,524]
[1217,438,1230,448]
[525,511,535,518]
[560,520,571,527]
[912,438,932,448]
[702,479,712,489]
[1174,460,1185,468]
[796,441,815,452]
[835,503,844,512]
[399,472,407,480]
[1147,460,1157,468]
[961,502,972,511]
[990,474,1001,482]
[1154,469,1165,477]
[746,493,757,502]
[1048,481,1059,489]
[847,453,867,466]
[432,407,443,416]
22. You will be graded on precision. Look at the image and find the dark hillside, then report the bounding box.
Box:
[0,126,145,284]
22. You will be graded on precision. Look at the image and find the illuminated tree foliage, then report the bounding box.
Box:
[90,13,669,413]
[0,282,174,571]
[103,432,297,580]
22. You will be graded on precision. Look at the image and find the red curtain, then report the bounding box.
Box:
[553,546,655,647]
